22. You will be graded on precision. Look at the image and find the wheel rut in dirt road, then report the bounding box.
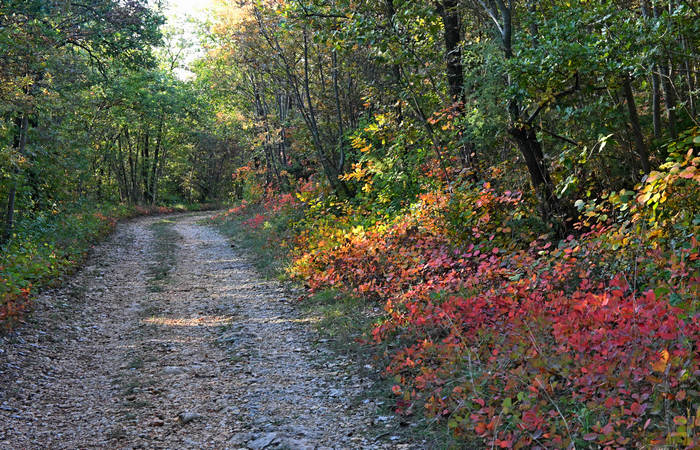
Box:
[0,213,409,449]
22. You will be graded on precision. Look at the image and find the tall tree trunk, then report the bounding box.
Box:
[126,129,137,204]
[653,4,678,139]
[680,34,696,119]
[651,70,662,139]
[385,0,404,122]
[2,115,28,243]
[486,0,564,228]
[117,134,130,202]
[508,124,562,222]
[277,93,291,169]
[435,0,465,105]
[141,127,150,203]
[300,26,351,197]
[150,115,164,204]
[435,0,478,173]
[641,0,662,139]
[622,74,651,173]
[252,6,351,197]
[331,50,346,173]
[660,62,678,139]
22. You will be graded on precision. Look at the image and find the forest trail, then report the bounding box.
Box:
[0,213,405,449]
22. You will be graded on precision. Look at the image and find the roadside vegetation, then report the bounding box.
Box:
[204,1,699,447]
[0,204,216,327]
[212,131,698,447]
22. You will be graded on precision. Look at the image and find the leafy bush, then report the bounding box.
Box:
[286,137,699,447]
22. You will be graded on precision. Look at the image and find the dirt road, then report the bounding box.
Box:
[0,213,410,449]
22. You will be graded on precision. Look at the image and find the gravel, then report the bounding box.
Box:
[0,213,421,449]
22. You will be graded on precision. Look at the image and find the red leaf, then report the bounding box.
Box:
[583,433,598,441]
[630,402,645,416]
[604,397,617,409]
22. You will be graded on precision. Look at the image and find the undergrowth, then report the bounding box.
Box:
[211,130,699,448]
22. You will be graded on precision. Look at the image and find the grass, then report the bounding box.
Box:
[301,289,462,448]
[301,289,374,353]
[214,211,289,279]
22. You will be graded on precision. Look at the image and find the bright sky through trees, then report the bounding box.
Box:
[162,0,214,79]
[165,0,213,20]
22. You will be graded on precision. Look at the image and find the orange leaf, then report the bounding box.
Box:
[678,166,696,179]
[650,349,669,373]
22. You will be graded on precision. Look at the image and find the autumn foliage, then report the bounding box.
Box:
[218,132,700,447]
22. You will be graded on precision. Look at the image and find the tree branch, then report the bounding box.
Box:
[525,72,580,124]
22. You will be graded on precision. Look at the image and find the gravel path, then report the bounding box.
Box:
[0,213,411,449]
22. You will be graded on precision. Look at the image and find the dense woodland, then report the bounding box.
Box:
[0,0,238,229]
[2,0,699,447]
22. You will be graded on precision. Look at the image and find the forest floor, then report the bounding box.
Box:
[0,213,417,449]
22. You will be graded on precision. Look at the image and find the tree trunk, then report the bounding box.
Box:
[508,124,562,225]
[2,115,28,243]
[252,7,352,197]
[385,0,404,122]
[641,0,662,139]
[436,0,479,174]
[3,186,16,243]
[141,127,150,203]
[435,0,465,104]
[150,115,163,204]
[116,134,130,202]
[622,74,651,173]
[331,50,346,173]
[680,34,696,119]
[301,27,351,197]
[486,0,564,228]
[660,62,678,139]
[128,131,138,204]
[653,5,678,139]
[651,70,662,139]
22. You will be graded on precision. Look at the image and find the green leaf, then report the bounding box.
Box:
[502,397,512,411]
[654,287,670,298]
[669,293,683,306]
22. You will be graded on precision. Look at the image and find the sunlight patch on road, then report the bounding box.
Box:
[248,317,320,325]
[142,315,233,327]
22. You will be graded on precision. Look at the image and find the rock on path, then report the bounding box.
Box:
[0,213,413,449]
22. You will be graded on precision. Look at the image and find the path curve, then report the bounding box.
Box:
[0,213,408,449]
